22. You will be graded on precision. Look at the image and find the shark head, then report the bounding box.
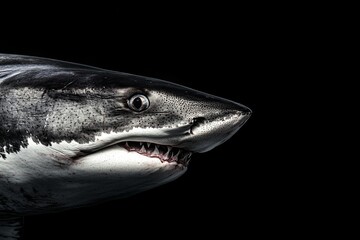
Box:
[0,54,251,215]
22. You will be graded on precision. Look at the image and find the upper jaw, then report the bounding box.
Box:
[71,110,250,159]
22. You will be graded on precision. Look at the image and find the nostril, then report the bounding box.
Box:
[190,117,206,135]
[192,117,206,125]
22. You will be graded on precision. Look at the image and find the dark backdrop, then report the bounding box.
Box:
[0,22,289,238]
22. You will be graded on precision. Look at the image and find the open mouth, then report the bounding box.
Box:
[118,142,192,167]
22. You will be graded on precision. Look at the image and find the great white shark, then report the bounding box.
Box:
[0,54,251,239]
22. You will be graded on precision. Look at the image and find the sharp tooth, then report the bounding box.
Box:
[153,145,159,155]
[179,154,187,162]
[173,150,180,160]
[140,142,143,146]
[164,146,176,160]
[147,142,151,148]
[140,145,146,153]
[169,153,175,162]
[164,148,170,159]
[125,142,129,148]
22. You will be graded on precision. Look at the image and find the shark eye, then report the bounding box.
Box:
[128,94,150,112]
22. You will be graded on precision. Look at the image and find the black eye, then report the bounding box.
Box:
[128,94,150,112]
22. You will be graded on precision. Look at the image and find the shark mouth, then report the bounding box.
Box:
[118,142,192,167]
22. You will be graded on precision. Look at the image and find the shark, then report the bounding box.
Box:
[0,54,251,239]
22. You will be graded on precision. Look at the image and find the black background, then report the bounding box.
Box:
[0,12,298,238]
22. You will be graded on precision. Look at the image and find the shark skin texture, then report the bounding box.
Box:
[0,54,251,239]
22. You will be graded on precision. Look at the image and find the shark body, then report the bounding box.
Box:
[0,54,251,239]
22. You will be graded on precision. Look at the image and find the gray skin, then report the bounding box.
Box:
[0,54,251,239]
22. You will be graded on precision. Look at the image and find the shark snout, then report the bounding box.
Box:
[178,100,252,153]
[233,102,252,127]
[236,104,252,116]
